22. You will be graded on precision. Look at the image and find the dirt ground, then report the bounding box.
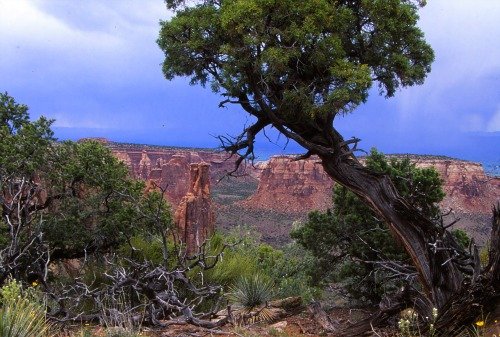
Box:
[59,306,500,337]
[57,308,500,337]
[149,311,500,337]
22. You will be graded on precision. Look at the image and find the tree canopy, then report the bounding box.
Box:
[158,0,433,161]
[158,1,500,335]
[0,92,172,282]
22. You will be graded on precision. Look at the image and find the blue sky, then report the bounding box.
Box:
[0,0,499,162]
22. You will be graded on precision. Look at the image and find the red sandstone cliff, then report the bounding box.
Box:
[102,140,498,244]
[241,155,499,216]
[174,163,215,253]
[108,141,499,218]
[416,158,499,214]
[107,141,499,217]
[109,143,257,208]
[240,156,333,213]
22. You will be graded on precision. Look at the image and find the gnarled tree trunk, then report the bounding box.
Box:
[315,139,499,335]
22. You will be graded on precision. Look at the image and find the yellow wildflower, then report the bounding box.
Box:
[475,320,485,327]
[31,281,38,287]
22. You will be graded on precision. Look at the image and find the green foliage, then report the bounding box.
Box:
[41,140,153,256]
[207,250,259,286]
[258,243,321,302]
[0,92,30,133]
[0,94,54,178]
[229,274,274,309]
[119,235,172,265]
[452,229,471,249]
[158,0,433,126]
[195,231,259,288]
[158,1,438,308]
[0,279,52,337]
[202,229,320,303]
[291,149,448,303]
[0,278,23,304]
[0,93,173,286]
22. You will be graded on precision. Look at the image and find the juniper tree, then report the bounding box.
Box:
[0,92,168,282]
[158,1,500,334]
[291,150,467,304]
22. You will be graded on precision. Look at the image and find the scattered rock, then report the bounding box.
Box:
[270,320,287,332]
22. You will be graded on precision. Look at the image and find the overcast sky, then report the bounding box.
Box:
[0,0,499,162]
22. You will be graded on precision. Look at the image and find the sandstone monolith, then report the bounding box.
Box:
[174,163,215,254]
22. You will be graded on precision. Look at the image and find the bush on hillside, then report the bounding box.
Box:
[292,149,470,304]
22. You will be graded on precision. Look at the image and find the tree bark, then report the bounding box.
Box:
[319,153,464,306]
[315,150,500,335]
[432,204,500,335]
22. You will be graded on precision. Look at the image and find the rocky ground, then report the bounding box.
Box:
[58,306,500,337]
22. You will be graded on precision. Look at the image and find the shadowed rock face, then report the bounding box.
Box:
[242,155,499,216]
[174,163,214,253]
[104,140,498,244]
[239,156,334,213]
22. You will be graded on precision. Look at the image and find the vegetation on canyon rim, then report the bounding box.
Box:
[0,91,320,333]
[292,149,471,305]
[158,0,499,335]
[1,0,499,336]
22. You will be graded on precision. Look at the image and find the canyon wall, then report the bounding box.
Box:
[99,139,498,244]
[242,155,499,215]
[240,156,333,213]
[107,140,499,218]
[109,142,256,208]
[416,157,499,215]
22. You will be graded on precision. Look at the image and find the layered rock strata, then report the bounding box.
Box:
[416,158,499,214]
[242,155,500,216]
[98,139,498,244]
[240,156,333,213]
[109,142,257,208]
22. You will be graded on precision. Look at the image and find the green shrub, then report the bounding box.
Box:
[205,251,259,286]
[291,149,449,304]
[118,234,171,265]
[229,274,274,309]
[452,229,471,249]
[0,278,23,303]
[259,243,321,302]
[202,230,320,303]
[0,279,52,337]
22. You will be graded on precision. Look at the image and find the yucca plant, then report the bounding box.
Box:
[0,278,52,337]
[229,274,274,309]
[228,274,277,324]
[0,296,52,337]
